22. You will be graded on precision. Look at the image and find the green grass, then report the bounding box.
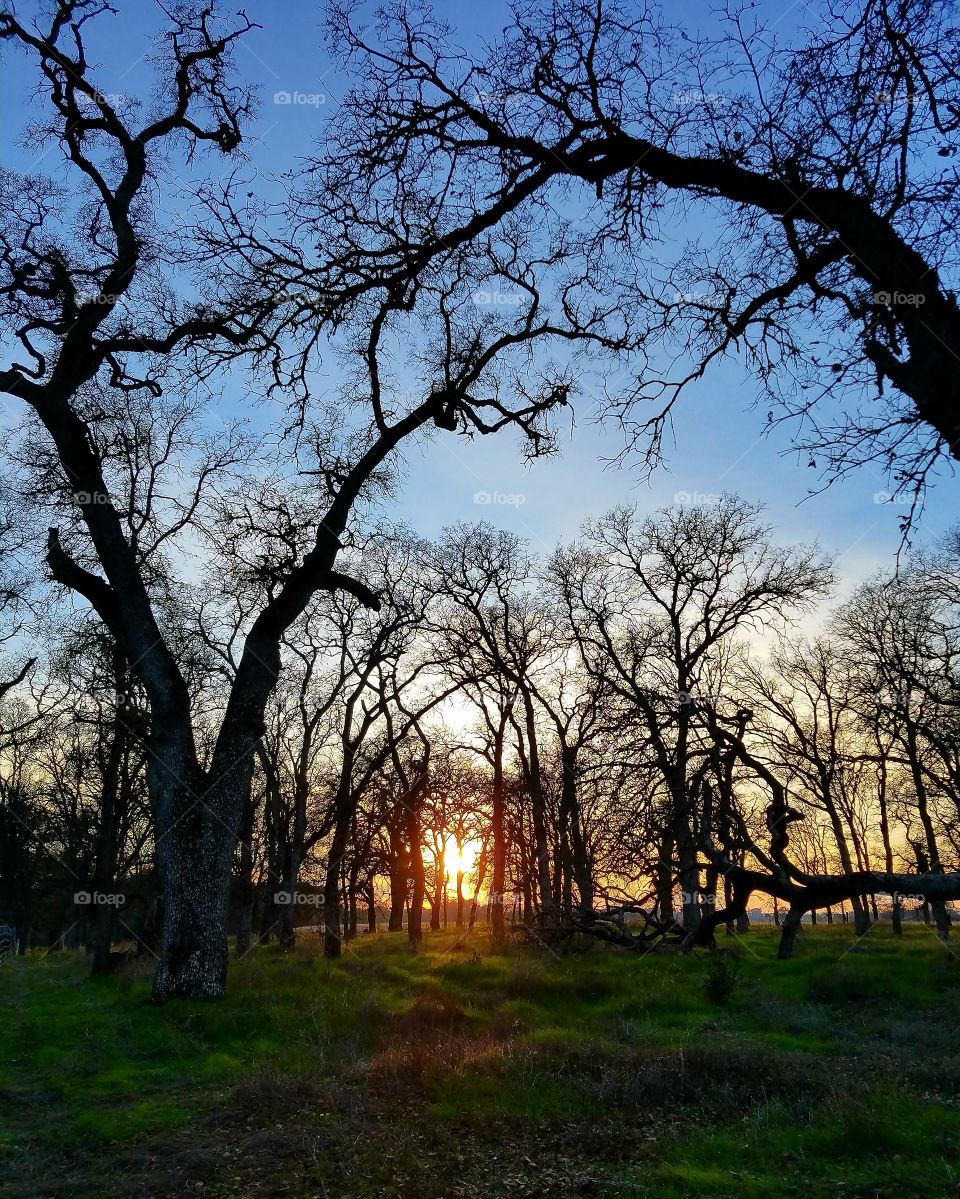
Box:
[1,923,959,1197]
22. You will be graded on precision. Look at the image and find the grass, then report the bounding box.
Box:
[1,923,959,1197]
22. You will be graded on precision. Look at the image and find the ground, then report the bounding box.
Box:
[1,924,958,1198]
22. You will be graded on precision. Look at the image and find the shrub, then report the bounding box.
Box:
[703,953,742,1005]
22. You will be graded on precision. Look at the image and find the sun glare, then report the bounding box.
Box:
[443,835,480,877]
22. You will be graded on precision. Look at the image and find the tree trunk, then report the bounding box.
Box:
[875,755,902,934]
[906,723,949,939]
[430,840,444,931]
[152,775,234,1001]
[777,905,805,959]
[490,722,507,946]
[676,800,701,935]
[366,881,377,933]
[825,805,870,936]
[560,744,593,915]
[468,843,488,932]
[234,787,257,958]
[90,663,128,975]
[347,872,359,939]
[407,799,425,947]
[323,771,357,957]
[388,814,407,932]
[520,692,554,926]
[933,900,953,940]
[656,824,674,929]
[270,841,301,950]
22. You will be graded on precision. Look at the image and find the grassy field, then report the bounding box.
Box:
[1,924,958,1198]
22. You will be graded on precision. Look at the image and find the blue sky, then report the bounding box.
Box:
[3,0,958,598]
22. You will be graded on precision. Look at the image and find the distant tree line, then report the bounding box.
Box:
[3,496,960,971]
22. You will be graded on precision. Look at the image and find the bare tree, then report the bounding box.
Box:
[0,3,587,998]
[554,496,832,934]
[314,0,960,511]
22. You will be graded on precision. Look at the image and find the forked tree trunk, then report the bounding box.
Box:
[152,780,235,1001]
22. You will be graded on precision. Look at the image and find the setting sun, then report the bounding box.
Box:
[443,836,480,878]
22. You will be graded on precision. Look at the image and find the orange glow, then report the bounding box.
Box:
[443,835,480,878]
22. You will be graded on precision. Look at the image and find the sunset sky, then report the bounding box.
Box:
[4,0,957,593]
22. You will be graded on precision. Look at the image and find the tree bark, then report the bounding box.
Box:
[234,785,257,959]
[366,881,377,933]
[490,722,507,945]
[519,691,554,926]
[387,809,408,931]
[560,744,593,915]
[407,797,425,948]
[152,774,235,1002]
[777,905,806,959]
